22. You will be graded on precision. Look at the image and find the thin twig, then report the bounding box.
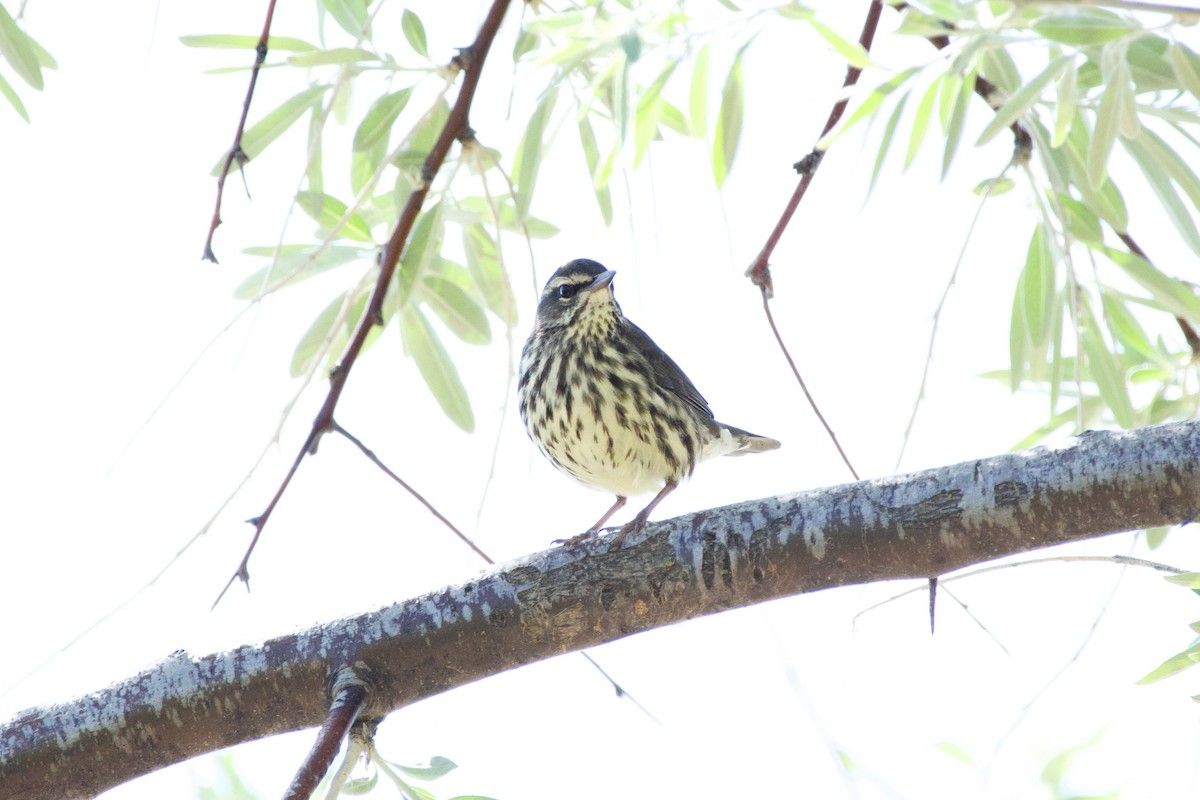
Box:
[760,293,859,479]
[202,0,279,263]
[1117,231,1200,360]
[282,669,370,800]
[331,422,494,564]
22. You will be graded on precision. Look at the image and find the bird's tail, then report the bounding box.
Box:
[715,423,781,457]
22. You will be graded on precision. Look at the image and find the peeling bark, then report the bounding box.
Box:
[3,421,1198,799]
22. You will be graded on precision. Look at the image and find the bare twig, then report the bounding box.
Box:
[202,0,279,263]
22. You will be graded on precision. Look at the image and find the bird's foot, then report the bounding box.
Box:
[606,517,647,552]
[552,530,596,547]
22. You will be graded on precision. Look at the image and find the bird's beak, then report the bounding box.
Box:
[583,270,616,295]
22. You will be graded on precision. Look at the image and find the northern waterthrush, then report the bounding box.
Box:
[518,258,781,548]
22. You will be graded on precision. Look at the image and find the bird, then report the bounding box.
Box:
[517,258,781,549]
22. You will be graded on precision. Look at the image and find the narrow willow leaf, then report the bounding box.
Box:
[942,70,975,180]
[1049,292,1065,414]
[1079,298,1135,428]
[1121,135,1200,257]
[514,86,558,220]
[179,34,317,52]
[213,84,328,174]
[1052,59,1077,147]
[0,4,41,89]
[463,224,516,324]
[1101,290,1163,365]
[1021,225,1056,347]
[353,88,413,152]
[977,56,1070,146]
[306,108,324,194]
[400,306,474,432]
[455,196,560,238]
[809,19,871,68]
[291,291,352,377]
[401,9,429,58]
[713,46,747,187]
[321,0,370,37]
[0,70,28,121]
[1009,275,1028,390]
[869,92,908,196]
[397,202,445,305]
[980,46,1022,95]
[1101,246,1200,321]
[658,101,689,136]
[1061,114,1129,229]
[974,177,1015,196]
[422,275,491,344]
[633,94,663,168]
[392,756,458,781]
[906,77,941,168]
[234,245,367,300]
[296,192,374,243]
[1137,643,1200,684]
[1164,572,1200,588]
[1057,194,1104,245]
[287,48,379,67]
[1087,46,1130,189]
[1130,125,1200,209]
[1169,42,1200,100]
[819,66,922,151]
[689,44,710,138]
[937,72,961,130]
[351,136,387,197]
[513,29,537,61]
[1033,8,1135,46]
[1145,526,1170,549]
[578,115,613,225]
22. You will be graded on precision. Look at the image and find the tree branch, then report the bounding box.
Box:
[5,420,1199,798]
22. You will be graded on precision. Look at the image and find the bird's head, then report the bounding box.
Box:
[534,258,621,336]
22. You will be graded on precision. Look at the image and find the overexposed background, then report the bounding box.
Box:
[2,2,1198,798]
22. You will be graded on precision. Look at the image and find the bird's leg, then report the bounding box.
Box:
[555,495,627,546]
[608,482,677,551]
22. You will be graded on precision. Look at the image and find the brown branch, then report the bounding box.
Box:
[282,668,370,800]
[5,419,1199,799]
[218,0,515,597]
[744,0,884,293]
[202,0,279,263]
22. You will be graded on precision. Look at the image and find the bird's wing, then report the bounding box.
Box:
[622,320,716,421]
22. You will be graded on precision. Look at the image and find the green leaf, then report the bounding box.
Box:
[869,92,908,196]
[1137,642,1200,684]
[1165,573,1200,587]
[513,86,558,220]
[0,69,28,121]
[1169,42,1200,101]
[1021,225,1056,348]
[689,44,710,139]
[1087,48,1129,189]
[1127,125,1200,210]
[400,307,474,432]
[821,67,921,151]
[455,196,559,238]
[0,4,41,90]
[1145,525,1169,549]
[1100,245,1200,322]
[977,56,1070,146]
[396,202,445,306]
[1079,297,1135,428]
[1052,59,1077,147]
[1101,290,1162,365]
[942,69,975,180]
[212,84,328,174]
[292,291,356,377]
[402,10,429,58]
[463,224,516,324]
[809,19,870,68]
[906,77,941,168]
[392,756,458,781]
[974,177,1014,196]
[1121,135,1200,257]
[1033,9,1135,46]
[287,48,379,67]
[980,45,1022,95]
[295,192,374,243]
[353,88,413,152]
[179,34,317,52]
[320,0,370,37]
[421,276,491,345]
[713,46,748,187]
[1009,274,1028,390]
[578,115,613,225]
[1057,194,1103,245]
[235,244,368,300]
[1060,114,1129,229]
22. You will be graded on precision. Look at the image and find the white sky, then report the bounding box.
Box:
[2,2,1199,799]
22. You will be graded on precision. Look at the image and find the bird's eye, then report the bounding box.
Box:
[557,284,577,300]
